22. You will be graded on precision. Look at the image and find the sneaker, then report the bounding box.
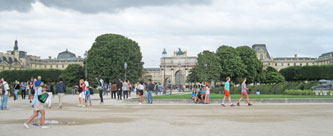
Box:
[24,123,29,129]
[221,104,226,107]
[41,126,49,129]
[59,106,62,109]
[237,102,240,106]
[77,104,82,107]
[248,103,253,106]
[32,123,39,126]
[230,104,235,107]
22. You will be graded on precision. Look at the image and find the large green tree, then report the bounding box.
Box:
[87,34,144,85]
[236,46,264,84]
[60,64,84,86]
[216,45,246,83]
[195,50,221,83]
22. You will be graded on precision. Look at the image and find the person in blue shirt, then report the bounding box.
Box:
[221,77,235,107]
[191,90,198,103]
[21,82,27,99]
[85,87,92,107]
[24,82,48,129]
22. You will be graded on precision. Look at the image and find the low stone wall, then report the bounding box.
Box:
[124,98,333,104]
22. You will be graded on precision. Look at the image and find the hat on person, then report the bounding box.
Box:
[35,80,42,87]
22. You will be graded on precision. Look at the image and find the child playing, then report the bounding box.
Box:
[221,77,235,107]
[85,87,92,107]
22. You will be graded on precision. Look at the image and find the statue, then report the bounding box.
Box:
[176,48,185,56]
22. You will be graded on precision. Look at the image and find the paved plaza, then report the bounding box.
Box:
[1,95,333,136]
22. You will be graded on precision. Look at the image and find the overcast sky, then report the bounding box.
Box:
[0,0,332,68]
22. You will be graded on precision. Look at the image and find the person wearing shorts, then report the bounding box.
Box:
[205,82,211,104]
[78,79,85,107]
[24,82,48,129]
[237,78,253,106]
[137,82,145,104]
[221,77,235,107]
[85,87,91,107]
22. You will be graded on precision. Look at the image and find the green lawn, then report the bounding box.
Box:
[153,93,333,99]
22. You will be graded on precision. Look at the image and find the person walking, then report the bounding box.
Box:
[78,79,85,107]
[117,79,123,100]
[122,80,129,99]
[147,79,154,104]
[24,82,48,129]
[56,78,66,109]
[28,78,34,103]
[14,80,20,100]
[111,82,117,99]
[1,78,10,110]
[21,81,27,100]
[137,81,145,104]
[97,78,104,104]
[221,77,235,107]
[45,80,54,109]
[237,78,253,106]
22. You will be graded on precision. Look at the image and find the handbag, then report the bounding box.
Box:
[37,87,49,103]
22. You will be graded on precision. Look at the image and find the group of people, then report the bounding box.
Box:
[191,77,253,106]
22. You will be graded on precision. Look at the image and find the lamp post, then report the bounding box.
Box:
[162,49,167,94]
[84,50,88,79]
[124,62,128,80]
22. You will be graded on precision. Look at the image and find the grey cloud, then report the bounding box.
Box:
[0,0,36,12]
[38,0,211,13]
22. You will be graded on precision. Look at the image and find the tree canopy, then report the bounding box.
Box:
[87,34,144,85]
[60,64,84,86]
[216,45,247,83]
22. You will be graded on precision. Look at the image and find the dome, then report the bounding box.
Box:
[57,49,77,60]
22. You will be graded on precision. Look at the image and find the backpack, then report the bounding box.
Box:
[0,84,4,95]
[90,87,94,95]
[37,87,49,103]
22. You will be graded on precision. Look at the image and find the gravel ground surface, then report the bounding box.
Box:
[1,95,333,136]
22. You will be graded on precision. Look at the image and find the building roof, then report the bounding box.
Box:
[252,44,271,59]
[57,49,77,60]
[319,52,333,59]
[145,68,160,72]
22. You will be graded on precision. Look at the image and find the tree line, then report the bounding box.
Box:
[187,45,285,84]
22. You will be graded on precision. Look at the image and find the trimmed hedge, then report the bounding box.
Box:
[280,65,333,81]
[0,69,62,83]
[284,89,315,95]
[211,81,318,94]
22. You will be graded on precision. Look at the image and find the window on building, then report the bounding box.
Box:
[62,65,64,68]
[288,63,290,66]
[294,63,296,66]
[306,63,308,66]
[260,54,263,60]
[56,65,58,68]
[300,63,302,66]
[281,63,284,66]
[275,63,277,66]
[51,65,53,68]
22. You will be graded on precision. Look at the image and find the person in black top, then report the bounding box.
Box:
[14,80,21,100]
[117,79,123,100]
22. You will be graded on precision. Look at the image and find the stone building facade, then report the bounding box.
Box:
[253,44,333,71]
[143,48,197,86]
[0,40,83,72]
